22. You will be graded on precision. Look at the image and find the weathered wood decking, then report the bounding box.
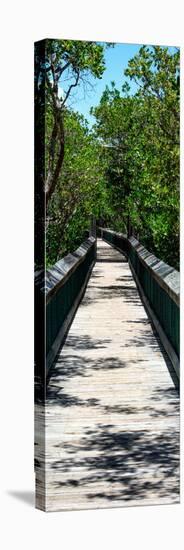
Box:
[40,239,179,511]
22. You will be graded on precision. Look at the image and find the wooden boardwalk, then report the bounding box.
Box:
[40,239,179,511]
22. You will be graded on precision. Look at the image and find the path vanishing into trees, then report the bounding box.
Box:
[36,239,179,511]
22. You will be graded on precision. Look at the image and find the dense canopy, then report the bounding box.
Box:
[36,41,180,270]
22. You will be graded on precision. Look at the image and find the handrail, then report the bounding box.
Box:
[35,236,96,375]
[99,228,179,305]
[46,237,96,303]
[35,237,96,298]
[99,227,180,375]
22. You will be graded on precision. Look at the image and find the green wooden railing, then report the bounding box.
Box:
[99,228,180,373]
[35,236,96,375]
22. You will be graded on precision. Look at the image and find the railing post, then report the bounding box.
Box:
[89,215,96,238]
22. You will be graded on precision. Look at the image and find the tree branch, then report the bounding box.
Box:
[62,69,80,106]
[45,73,65,206]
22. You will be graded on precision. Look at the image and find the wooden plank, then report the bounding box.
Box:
[35,238,179,511]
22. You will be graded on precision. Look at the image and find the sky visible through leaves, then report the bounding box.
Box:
[60,42,178,127]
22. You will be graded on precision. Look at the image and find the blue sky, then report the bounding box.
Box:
[61,43,142,126]
[59,42,178,127]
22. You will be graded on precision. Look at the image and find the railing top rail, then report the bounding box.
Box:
[35,236,96,301]
[99,227,179,306]
[129,236,179,305]
[98,227,127,240]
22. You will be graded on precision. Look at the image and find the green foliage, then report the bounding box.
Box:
[46,110,109,265]
[45,39,107,79]
[44,39,112,265]
[92,46,180,269]
[35,39,111,214]
[45,43,179,271]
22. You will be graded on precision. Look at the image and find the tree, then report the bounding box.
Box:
[46,109,109,265]
[35,39,110,207]
[92,46,180,268]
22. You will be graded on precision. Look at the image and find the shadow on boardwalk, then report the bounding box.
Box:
[82,285,141,307]
[42,239,180,509]
[51,419,179,503]
[46,354,179,503]
[47,327,179,390]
